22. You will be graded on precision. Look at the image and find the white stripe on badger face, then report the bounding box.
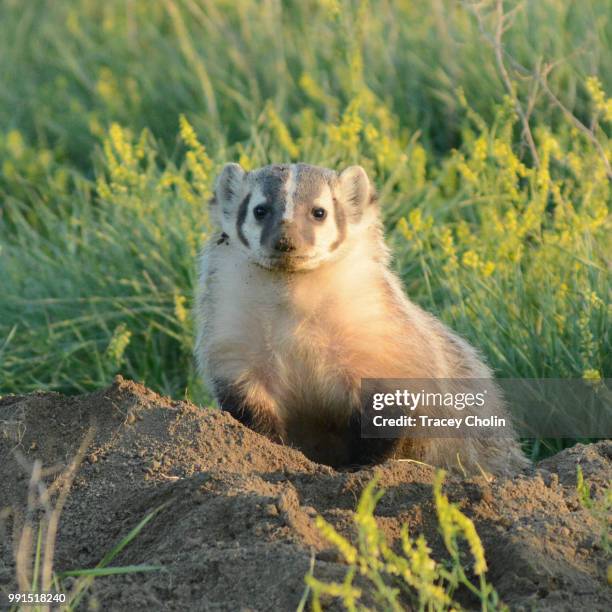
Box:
[282,164,298,222]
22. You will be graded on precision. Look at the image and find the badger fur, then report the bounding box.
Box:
[195,162,528,475]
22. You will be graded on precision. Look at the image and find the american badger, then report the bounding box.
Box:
[195,163,527,475]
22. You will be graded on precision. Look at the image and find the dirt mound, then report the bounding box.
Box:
[1,377,610,611]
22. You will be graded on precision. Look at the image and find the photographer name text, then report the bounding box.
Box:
[371,414,507,428]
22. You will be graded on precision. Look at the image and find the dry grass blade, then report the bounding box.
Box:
[12,429,94,607]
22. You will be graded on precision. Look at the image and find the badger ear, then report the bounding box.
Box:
[338,165,372,220]
[215,162,245,206]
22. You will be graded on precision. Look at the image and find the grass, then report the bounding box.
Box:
[5,435,163,611]
[9,507,163,612]
[53,505,164,611]
[576,465,612,559]
[306,472,507,611]
[307,466,612,609]
[0,0,610,464]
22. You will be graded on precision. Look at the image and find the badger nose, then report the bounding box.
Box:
[273,234,296,253]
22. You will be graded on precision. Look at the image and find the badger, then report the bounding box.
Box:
[195,162,528,475]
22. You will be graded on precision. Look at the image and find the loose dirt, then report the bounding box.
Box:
[1,376,610,610]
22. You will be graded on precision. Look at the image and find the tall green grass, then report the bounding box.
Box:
[0,1,610,455]
[1,1,610,160]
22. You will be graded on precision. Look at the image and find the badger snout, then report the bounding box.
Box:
[273,234,296,253]
[269,221,302,254]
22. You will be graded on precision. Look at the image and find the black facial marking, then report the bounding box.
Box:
[329,195,347,251]
[260,164,290,204]
[236,193,251,247]
[216,232,230,245]
[255,165,291,249]
[259,205,283,248]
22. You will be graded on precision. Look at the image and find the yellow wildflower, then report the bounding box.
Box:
[457,160,477,184]
[582,369,601,382]
[265,103,299,159]
[410,144,427,190]
[106,323,132,367]
[174,293,188,324]
[299,73,338,112]
[439,227,458,273]
[179,115,213,194]
[314,516,358,564]
[462,249,480,269]
[409,208,423,233]
[434,471,488,576]
[6,130,24,159]
[586,76,612,122]
[481,261,496,277]
[328,98,363,154]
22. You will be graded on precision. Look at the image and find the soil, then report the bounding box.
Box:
[0,376,610,611]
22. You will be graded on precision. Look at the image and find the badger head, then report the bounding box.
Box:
[210,162,377,271]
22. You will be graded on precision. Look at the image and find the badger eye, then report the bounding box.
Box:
[253,205,269,220]
[311,207,327,220]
